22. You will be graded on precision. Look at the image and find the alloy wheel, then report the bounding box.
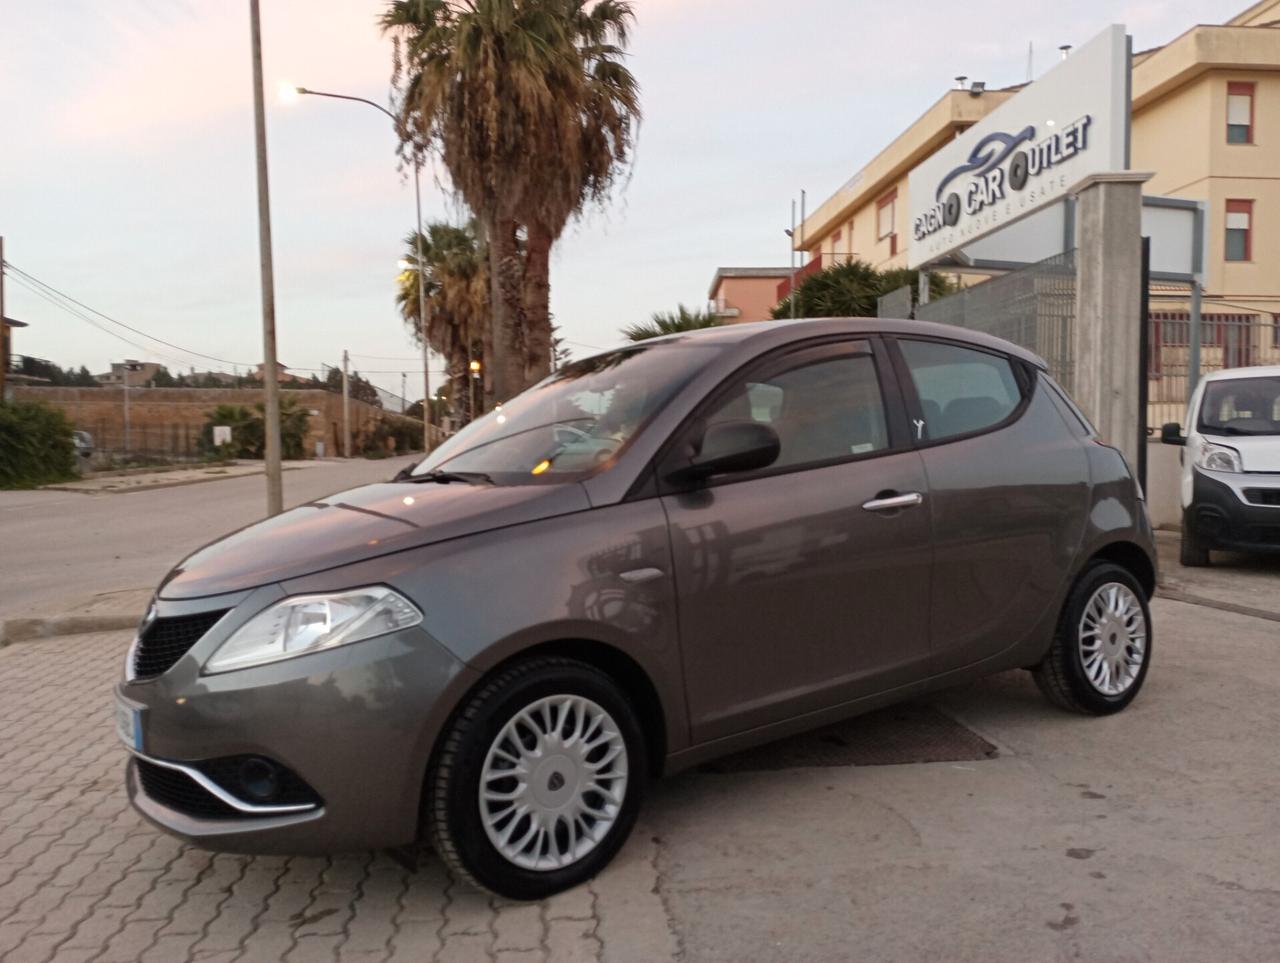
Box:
[1078,582,1147,696]
[479,694,629,871]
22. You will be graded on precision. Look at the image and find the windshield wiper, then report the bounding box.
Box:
[403,470,494,485]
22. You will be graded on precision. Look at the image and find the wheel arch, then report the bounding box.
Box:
[420,636,671,818]
[1086,540,1157,599]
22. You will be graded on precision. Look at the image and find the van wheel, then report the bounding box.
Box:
[1180,521,1210,567]
[425,657,646,900]
[1033,562,1152,715]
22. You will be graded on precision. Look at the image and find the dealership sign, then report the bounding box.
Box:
[907,25,1128,268]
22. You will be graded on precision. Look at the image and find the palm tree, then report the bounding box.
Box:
[396,221,490,420]
[621,304,721,342]
[382,0,639,399]
[771,260,954,320]
[520,0,640,382]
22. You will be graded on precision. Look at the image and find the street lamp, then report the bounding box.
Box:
[468,359,481,424]
[290,85,433,453]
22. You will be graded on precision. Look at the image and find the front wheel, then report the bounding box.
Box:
[1033,562,1152,715]
[424,657,646,900]
[1180,519,1210,567]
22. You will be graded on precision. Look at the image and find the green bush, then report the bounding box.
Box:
[198,396,310,460]
[0,401,78,489]
[363,417,422,457]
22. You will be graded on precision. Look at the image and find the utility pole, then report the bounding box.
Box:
[413,157,431,452]
[0,236,6,403]
[400,371,406,413]
[122,362,130,457]
[341,350,351,458]
[249,0,283,515]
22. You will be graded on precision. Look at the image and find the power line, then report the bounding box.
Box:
[3,261,257,369]
[5,273,216,373]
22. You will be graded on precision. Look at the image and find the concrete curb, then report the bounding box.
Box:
[40,466,307,496]
[0,614,139,647]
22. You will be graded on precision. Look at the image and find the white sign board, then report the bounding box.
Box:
[213,425,232,446]
[908,25,1128,268]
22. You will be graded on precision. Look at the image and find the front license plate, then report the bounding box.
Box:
[114,695,144,752]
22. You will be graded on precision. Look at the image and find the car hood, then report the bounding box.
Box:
[157,480,592,600]
[1210,434,1280,472]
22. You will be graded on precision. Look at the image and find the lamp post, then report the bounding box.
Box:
[468,359,481,424]
[290,85,432,453]
[249,0,284,516]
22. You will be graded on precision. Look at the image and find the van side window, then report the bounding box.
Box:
[898,339,1022,441]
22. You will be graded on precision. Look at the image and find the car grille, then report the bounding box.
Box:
[134,758,242,820]
[132,610,228,680]
[1242,488,1280,507]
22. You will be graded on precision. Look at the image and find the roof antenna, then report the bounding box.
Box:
[1059,44,1073,61]
[954,75,968,90]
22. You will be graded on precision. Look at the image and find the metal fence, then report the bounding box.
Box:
[1147,302,1280,429]
[916,250,1077,386]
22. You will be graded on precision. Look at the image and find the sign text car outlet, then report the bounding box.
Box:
[913,115,1092,242]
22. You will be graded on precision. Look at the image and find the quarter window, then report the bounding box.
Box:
[898,339,1022,441]
[702,349,890,471]
[1226,200,1253,262]
[1227,82,1254,144]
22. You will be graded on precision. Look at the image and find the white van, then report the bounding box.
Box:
[1161,365,1280,565]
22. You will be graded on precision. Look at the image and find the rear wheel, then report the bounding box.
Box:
[425,657,645,900]
[1033,562,1152,715]
[1180,520,1210,567]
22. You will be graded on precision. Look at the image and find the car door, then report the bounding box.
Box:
[887,336,1090,675]
[658,337,934,745]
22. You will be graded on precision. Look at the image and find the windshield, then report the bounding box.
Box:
[1198,375,1280,437]
[414,343,716,484]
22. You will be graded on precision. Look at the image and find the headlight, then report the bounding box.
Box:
[205,586,422,674]
[1194,440,1242,474]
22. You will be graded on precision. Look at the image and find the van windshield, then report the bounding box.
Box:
[1198,376,1280,437]
[412,342,716,484]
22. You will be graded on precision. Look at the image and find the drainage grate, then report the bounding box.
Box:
[700,702,998,773]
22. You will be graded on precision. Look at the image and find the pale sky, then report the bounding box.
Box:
[0,0,1247,401]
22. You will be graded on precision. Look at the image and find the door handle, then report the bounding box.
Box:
[619,567,665,584]
[861,492,924,512]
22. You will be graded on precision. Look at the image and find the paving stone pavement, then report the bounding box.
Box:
[0,632,680,963]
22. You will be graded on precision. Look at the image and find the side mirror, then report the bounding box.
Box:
[672,420,780,483]
[1160,422,1185,446]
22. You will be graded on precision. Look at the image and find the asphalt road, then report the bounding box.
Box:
[0,457,419,619]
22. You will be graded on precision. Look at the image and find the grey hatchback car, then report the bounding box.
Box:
[117,318,1156,899]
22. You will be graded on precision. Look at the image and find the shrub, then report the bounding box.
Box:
[198,396,310,460]
[0,401,78,489]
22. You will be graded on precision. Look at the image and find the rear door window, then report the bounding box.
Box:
[897,339,1022,442]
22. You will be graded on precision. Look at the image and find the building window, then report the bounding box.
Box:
[1226,82,1254,144]
[877,190,897,256]
[1225,199,1253,261]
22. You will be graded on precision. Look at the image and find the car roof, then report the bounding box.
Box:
[1202,364,1280,382]
[633,317,1049,370]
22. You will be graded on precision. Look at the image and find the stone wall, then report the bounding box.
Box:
[11,386,427,458]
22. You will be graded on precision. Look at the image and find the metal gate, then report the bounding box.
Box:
[914,250,1077,386]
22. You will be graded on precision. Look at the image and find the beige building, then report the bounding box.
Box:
[707,267,794,323]
[788,0,1280,321]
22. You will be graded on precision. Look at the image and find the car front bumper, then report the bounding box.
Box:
[118,587,480,855]
[1187,469,1280,554]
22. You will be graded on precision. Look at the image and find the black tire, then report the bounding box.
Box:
[1180,520,1210,567]
[425,656,647,900]
[1033,562,1153,715]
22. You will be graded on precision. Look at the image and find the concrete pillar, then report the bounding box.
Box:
[1070,171,1152,472]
